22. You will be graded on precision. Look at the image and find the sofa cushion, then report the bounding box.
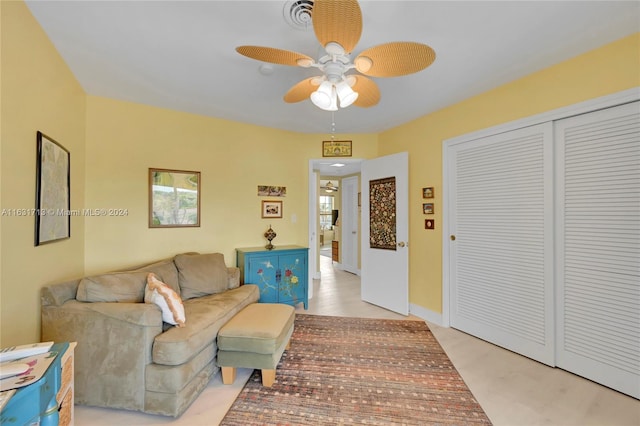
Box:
[227,267,240,290]
[76,271,148,303]
[217,303,295,354]
[144,273,186,327]
[145,343,215,393]
[174,253,228,300]
[41,279,80,307]
[131,259,180,294]
[152,284,259,366]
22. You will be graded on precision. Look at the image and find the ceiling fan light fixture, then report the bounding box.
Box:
[326,86,338,111]
[335,80,358,108]
[310,81,334,109]
[324,181,338,192]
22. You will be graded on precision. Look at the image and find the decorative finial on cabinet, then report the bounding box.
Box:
[264,225,277,250]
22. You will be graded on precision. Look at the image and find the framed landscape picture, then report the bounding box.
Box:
[262,200,283,218]
[149,168,200,228]
[257,185,287,197]
[35,131,70,246]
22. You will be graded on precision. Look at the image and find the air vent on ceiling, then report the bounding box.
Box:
[283,0,314,31]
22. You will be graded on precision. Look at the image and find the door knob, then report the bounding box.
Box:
[450,235,456,241]
[397,241,406,247]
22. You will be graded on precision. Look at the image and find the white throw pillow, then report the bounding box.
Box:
[144,273,186,327]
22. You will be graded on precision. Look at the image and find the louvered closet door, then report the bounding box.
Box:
[449,123,555,365]
[555,101,640,398]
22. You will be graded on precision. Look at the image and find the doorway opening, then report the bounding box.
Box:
[307,159,362,296]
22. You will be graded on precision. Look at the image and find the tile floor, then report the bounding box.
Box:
[74,256,640,425]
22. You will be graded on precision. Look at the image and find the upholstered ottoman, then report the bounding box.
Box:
[217,303,295,387]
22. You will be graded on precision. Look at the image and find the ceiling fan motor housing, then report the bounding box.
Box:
[322,60,348,83]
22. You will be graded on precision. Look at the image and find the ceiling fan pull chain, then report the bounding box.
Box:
[331,111,336,141]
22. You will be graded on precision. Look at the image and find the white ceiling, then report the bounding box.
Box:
[26,1,638,138]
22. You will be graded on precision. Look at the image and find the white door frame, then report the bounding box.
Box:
[307,163,319,297]
[442,87,640,327]
[308,159,363,283]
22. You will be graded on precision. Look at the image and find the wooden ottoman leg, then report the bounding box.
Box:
[221,366,237,385]
[261,369,276,387]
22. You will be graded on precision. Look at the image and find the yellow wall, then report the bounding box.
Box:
[379,33,640,314]
[1,1,86,346]
[84,96,378,274]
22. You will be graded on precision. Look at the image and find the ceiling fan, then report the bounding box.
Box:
[321,181,339,192]
[236,0,436,111]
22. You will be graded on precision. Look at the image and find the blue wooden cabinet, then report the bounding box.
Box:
[236,245,308,309]
[1,342,75,426]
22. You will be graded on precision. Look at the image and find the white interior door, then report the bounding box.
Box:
[341,176,359,274]
[361,152,409,315]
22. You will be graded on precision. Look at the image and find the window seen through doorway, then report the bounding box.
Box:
[319,196,334,229]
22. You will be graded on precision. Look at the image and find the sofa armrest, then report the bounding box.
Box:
[41,279,81,307]
[227,266,240,289]
[41,300,163,412]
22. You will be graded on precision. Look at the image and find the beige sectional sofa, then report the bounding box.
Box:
[41,252,259,417]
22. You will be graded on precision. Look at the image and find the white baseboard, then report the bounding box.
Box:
[409,304,443,326]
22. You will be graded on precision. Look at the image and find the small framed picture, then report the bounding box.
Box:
[261,200,283,218]
[422,203,434,215]
[422,187,434,198]
[322,140,352,157]
[425,219,435,230]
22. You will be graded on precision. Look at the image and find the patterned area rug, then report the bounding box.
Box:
[220,314,492,425]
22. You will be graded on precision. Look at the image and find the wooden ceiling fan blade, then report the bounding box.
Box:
[284,77,320,103]
[354,42,436,77]
[236,46,313,67]
[351,75,380,108]
[312,0,362,54]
